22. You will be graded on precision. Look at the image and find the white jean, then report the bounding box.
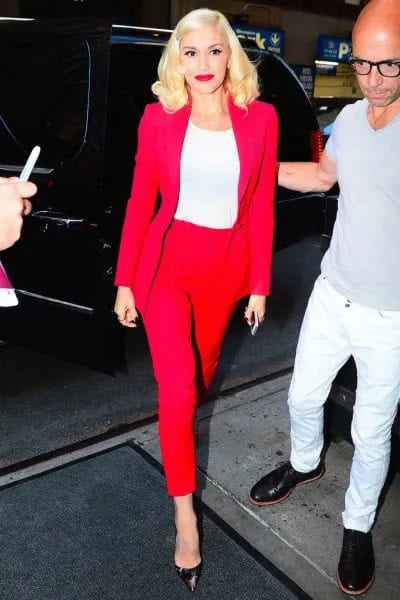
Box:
[288,274,400,532]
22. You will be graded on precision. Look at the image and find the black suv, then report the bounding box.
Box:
[0,19,324,371]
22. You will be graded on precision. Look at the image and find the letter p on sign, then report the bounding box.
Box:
[338,42,350,60]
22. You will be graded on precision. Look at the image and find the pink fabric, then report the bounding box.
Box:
[115,98,278,313]
[143,220,237,496]
[0,261,12,289]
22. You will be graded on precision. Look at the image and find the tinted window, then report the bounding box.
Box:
[251,51,318,162]
[109,42,163,116]
[105,42,164,225]
[0,40,89,167]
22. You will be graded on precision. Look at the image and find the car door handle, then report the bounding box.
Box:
[30,210,85,231]
[0,164,54,176]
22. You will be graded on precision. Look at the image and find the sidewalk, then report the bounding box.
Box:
[0,371,398,599]
[133,373,400,600]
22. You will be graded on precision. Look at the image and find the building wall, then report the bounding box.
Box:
[0,0,357,65]
[172,1,356,64]
[172,0,282,28]
[282,10,355,64]
[1,0,167,23]
[136,0,170,28]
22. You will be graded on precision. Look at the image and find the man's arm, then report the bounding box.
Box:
[278,150,337,193]
[0,178,36,250]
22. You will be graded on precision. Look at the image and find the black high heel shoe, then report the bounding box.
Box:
[175,562,202,592]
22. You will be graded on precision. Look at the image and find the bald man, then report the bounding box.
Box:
[0,178,36,251]
[249,0,400,595]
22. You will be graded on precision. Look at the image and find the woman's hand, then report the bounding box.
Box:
[114,286,139,328]
[244,294,266,326]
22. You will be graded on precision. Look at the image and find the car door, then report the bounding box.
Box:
[251,50,325,249]
[0,18,123,372]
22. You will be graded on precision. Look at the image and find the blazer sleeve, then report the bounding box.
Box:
[248,104,278,296]
[114,104,159,288]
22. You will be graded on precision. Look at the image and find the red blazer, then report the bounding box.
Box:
[115,97,278,313]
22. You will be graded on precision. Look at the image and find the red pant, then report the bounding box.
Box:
[142,220,236,496]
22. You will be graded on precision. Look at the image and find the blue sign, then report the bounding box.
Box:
[290,64,315,97]
[317,35,352,62]
[232,26,285,55]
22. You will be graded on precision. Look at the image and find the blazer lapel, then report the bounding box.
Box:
[163,103,191,207]
[229,98,256,202]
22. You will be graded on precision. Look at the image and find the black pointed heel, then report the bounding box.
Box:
[175,563,202,592]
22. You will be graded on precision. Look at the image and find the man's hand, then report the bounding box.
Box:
[0,177,37,250]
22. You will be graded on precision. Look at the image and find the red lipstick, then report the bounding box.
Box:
[195,74,214,82]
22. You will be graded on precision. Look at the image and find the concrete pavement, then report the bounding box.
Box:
[1,371,398,599]
[133,373,400,600]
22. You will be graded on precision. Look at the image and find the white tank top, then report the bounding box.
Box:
[174,119,240,229]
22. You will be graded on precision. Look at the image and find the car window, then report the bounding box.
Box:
[109,42,163,117]
[315,105,342,135]
[313,98,357,138]
[249,50,319,161]
[0,40,90,167]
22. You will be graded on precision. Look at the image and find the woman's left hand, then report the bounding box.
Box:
[244,294,266,326]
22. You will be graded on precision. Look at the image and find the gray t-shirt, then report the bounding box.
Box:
[322,98,400,310]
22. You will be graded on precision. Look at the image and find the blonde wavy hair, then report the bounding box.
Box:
[151,8,260,111]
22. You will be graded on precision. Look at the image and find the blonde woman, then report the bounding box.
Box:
[114,8,278,591]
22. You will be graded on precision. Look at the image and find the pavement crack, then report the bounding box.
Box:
[198,466,337,586]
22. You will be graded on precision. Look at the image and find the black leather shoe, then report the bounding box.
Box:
[249,461,324,505]
[337,528,375,596]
